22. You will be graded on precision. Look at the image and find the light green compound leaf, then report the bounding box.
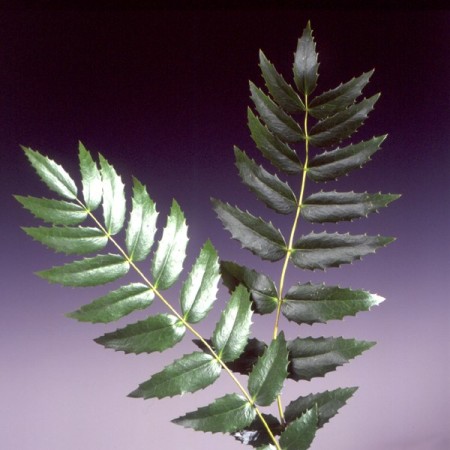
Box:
[301,191,400,223]
[220,261,278,314]
[234,414,282,448]
[212,200,286,262]
[99,154,126,235]
[279,407,318,450]
[293,21,319,96]
[309,94,380,148]
[284,387,358,428]
[22,226,107,254]
[78,142,102,211]
[259,50,305,113]
[126,178,158,262]
[172,393,256,434]
[235,147,297,215]
[181,240,220,324]
[248,332,288,406]
[128,351,221,399]
[152,200,188,290]
[212,284,253,362]
[66,283,154,323]
[22,146,78,200]
[308,135,386,182]
[94,313,185,354]
[287,337,375,381]
[15,196,87,225]
[37,254,129,287]
[250,83,304,143]
[309,70,374,119]
[291,232,395,270]
[248,109,302,175]
[282,282,384,325]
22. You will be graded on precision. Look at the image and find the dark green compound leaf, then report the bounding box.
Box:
[152,200,189,290]
[22,226,107,254]
[248,332,288,406]
[284,387,358,428]
[128,351,221,399]
[234,414,282,447]
[95,313,185,354]
[287,337,375,381]
[309,70,374,119]
[309,94,380,148]
[308,135,386,182]
[181,240,220,324]
[248,109,302,175]
[212,200,286,262]
[282,282,384,325]
[291,232,395,270]
[212,284,253,362]
[78,142,102,211]
[250,83,304,143]
[172,393,256,434]
[66,283,154,323]
[301,191,401,223]
[22,146,78,200]
[220,261,278,314]
[279,407,318,450]
[293,21,319,96]
[99,154,126,236]
[259,50,305,113]
[126,178,158,262]
[235,147,297,215]
[37,254,130,287]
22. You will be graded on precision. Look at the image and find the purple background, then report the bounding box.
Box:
[1,7,449,450]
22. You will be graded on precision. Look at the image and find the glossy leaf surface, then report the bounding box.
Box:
[78,142,102,211]
[279,407,318,450]
[234,414,282,447]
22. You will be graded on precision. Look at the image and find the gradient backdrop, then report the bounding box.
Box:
[1,6,449,450]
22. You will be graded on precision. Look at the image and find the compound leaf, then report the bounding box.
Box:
[37,253,129,287]
[129,352,221,399]
[78,142,102,211]
[66,283,154,323]
[95,313,185,354]
[282,282,384,324]
[172,393,256,434]
[279,407,318,450]
[234,414,282,447]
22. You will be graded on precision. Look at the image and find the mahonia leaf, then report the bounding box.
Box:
[99,154,126,235]
[181,240,220,323]
[250,83,304,143]
[291,232,395,270]
[37,254,130,287]
[309,94,379,148]
[172,393,256,434]
[14,196,88,225]
[212,284,253,362]
[94,313,185,354]
[126,177,158,262]
[282,282,384,324]
[257,446,277,450]
[284,387,358,428]
[279,407,318,450]
[301,191,401,223]
[220,261,278,314]
[248,332,288,406]
[234,414,282,447]
[78,142,102,211]
[235,147,297,215]
[22,146,78,200]
[129,351,221,399]
[22,226,107,254]
[212,200,286,261]
[259,50,305,113]
[66,283,154,323]
[308,135,386,182]
[293,21,319,95]
[152,200,188,290]
[287,337,375,381]
[248,109,302,174]
[309,70,374,119]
